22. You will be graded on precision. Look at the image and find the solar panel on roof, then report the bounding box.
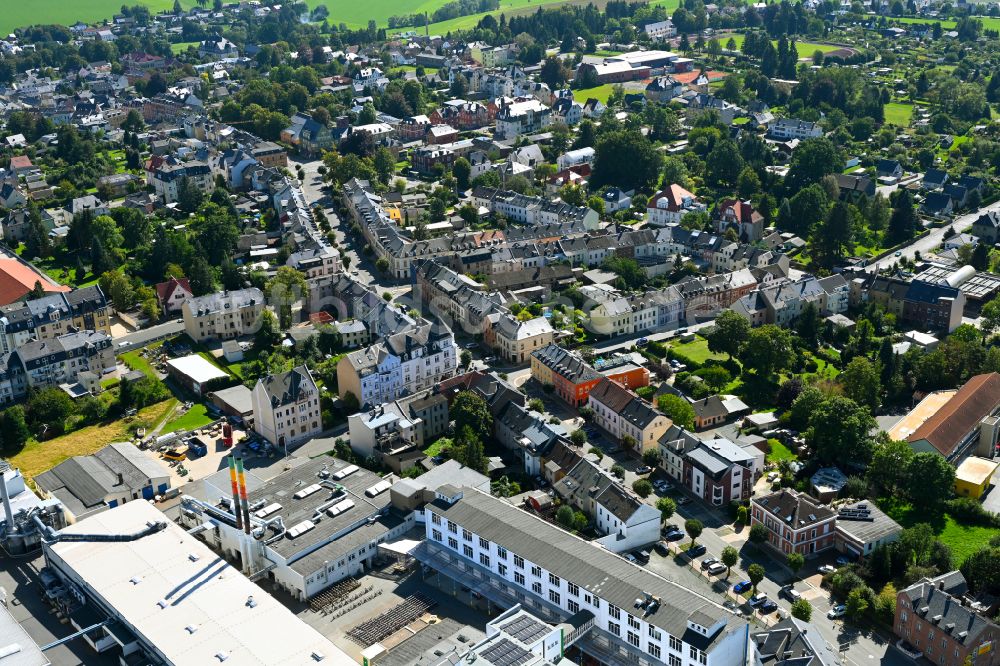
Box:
[480,638,533,666]
[500,615,548,644]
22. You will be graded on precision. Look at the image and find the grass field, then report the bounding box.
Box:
[9,400,176,482]
[121,350,158,379]
[884,102,914,126]
[666,335,728,366]
[170,41,199,54]
[873,14,1000,31]
[0,0,194,36]
[766,439,798,463]
[881,499,996,565]
[573,84,617,104]
[721,33,845,58]
[160,403,214,434]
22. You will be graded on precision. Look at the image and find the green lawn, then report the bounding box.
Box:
[573,84,617,104]
[766,439,798,463]
[380,0,585,32]
[721,33,844,57]
[170,41,199,54]
[884,102,914,127]
[160,403,214,435]
[0,0,195,36]
[422,438,451,457]
[881,500,996,565]
[121,350,157,380]
[666,336,728,366]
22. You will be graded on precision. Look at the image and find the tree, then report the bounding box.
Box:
[739,325,793,378]
[812,200,855,268]
[980,294,1000,340]
[656,496,676,521]
[685,518,703,546]
[747,563,766,594]
[960,546,1000,594]
[791,598,813,621]
[454,425,487,473]
[706,310,750,360]
[99,270,135,312]
[539,55,568,88]
[906,453,955,510]
[749,522,769,545]
[255,309,281,349]
[187,256,215,296]
[556,504,575,529]
[0,406,30,453]
[657,394,695,430]
[807,396,877,466]
[611,463,625,478]
[633,479,653,498]
[27,387,75,433]
[570,429,588,446]
[706,139,744,186]
[867,436,913,496]
[787,552,805,579]
[267,266,310,328]
[460,350,472,368]
[590,130,663,193]
[785,137,843,190]
[451,391,493,442]
[721,546,739,577]
[452,157,471,191]
[846,586,873,621]
[642,448,660,467]
[841,357,881,410]
[887,189,918,243]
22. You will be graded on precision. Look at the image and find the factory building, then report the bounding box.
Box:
[41,500,352,665]
[178,456,413,601]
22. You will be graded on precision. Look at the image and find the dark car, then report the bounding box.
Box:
[759,600,779,614]
[633,550,650,564]
[733,581,752,594]
[664,530,684,541]
[653,541,670,556]
[687,544,707,557]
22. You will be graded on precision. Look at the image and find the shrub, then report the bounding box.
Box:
[633,479,653,498]
[946,498,1000,528]
[791,598,812,621]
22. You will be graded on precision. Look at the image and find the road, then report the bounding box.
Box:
[872,200,997,269]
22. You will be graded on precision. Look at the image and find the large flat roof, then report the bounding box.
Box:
[955,456,999,485]
[165,354,230,384]
[0,603,49,666]
[45,501,351,665]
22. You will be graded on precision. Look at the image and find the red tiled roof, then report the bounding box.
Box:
[155,277,191,303]
[908,373,1000,457]
[0,258,70,305]
[9,155,33,170]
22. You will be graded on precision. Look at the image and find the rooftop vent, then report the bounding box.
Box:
[245,596,257,608]
[185,625,198,634]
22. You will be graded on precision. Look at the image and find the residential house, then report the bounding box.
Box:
[768,119,823,141]
[715,199,764,242]
[0,330,115,404]
[750,489,836,557]
[154,277,192,315]
[587,378,671,453]
[646,184,705,227]
[659,433,760,505]
[0,286,111,355]
[181,288,265,342]
[280,113,334,155]
[251,365,322,450]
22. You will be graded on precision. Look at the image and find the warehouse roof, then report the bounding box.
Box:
[45,501,349,665]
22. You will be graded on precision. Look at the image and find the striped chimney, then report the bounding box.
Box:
[235,457,252,535]
[227,456,243,531]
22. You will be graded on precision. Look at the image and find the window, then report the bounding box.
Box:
[609,605,621,620]
[432,529,442,541]
[627,631,640,648]
[548,573,560,587]
[497,546,508,560]
[668,655,681,666]
[480,554,491,567]
[648,626,662,641]
[498,564,507,577]
[448,537,458,550]
[515,572,525,586]
[549,590,560,605]
[462,529,472,542]
[568,582,579,597]
[447,520,457,534]
[463,545,473,558]
[479,537,490,549]
[568,600,579,614]
[608,622,620,637]
[648,644,662,659]
[431,513,441,525]
[532,582,542,595]
[669,636,682,653]
[627,615,640,630]
[531,565,542,577]
[514,555,525,569]
[689,647,698,660]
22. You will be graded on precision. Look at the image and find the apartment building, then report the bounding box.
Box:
[659,433,761,505]
[0,286,110,355]
[647,184,706,227]
[182,288,265,342]
[768,119,823,141]
[484,313,555,364]
[0,330,114,403]
[347,391,449,463]
[495,98,552,139]
[750,489,836,557]
[850,273,965,333]
[588,379,671,453]
[421,486,750,666]
[144,156,212,204]
[894,571,1000,666]
[644,19,677,40]
[251,365,322,450]
[337,321,458,407]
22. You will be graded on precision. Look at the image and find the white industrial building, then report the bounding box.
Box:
[41,500,351,665]
[179,457,412,601]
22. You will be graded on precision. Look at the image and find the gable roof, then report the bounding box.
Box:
[907,372,1000,457]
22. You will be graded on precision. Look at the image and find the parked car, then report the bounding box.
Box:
[664,530,685,542]
[780,586,802,602]
[637,337,649,346]
[827,604,847,619]
[759,600,779,614]
[707,562,727,576]
[748,594,768,607]
[835,556,852,567]
[634,550,650,564]
[464,342,479,349]
[687,544,707,557]
[818,565,836,575]
[733,581,752,594]
[624,553,637,563]
[700,557,719,570]
[653,541,670,556]
[635,466,653,475]
[677,496,692,505]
